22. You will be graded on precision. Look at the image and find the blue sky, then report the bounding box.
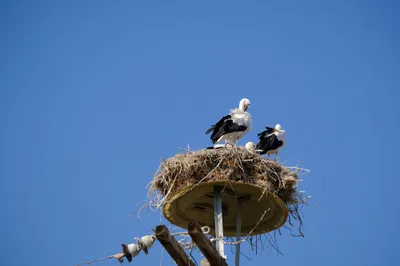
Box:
[1,1,399,266]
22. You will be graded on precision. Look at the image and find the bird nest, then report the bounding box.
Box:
[148,147,310,241]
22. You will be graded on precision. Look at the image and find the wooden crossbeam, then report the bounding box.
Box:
[155,225,196,266]
[188,221,228,266]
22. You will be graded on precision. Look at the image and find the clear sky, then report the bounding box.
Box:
[1,1,399,266]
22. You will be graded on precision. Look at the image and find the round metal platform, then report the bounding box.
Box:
[163,181,288,236]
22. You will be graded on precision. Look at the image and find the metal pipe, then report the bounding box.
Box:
[213,186,225,259]
[235,202,242,266]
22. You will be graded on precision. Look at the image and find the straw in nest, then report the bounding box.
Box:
[148,146,309,238]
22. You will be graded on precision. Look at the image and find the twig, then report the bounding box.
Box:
[192,158,224,188]
[156,174,179,208]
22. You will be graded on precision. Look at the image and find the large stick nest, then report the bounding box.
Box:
[148,147,310,239]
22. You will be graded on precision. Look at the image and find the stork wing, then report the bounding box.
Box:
[205,115,231,134]
[207,115,248,143]
[256,134,283,155]
[257,127,274,139]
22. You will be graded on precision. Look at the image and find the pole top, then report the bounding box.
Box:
[163,181,288,236]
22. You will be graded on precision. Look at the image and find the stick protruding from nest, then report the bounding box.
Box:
[147,147,310,240]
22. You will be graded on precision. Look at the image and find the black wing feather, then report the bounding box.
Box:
[206,115,231,134]
[206,114,247,144]
[257,127,274,138]
[255,134,283,155]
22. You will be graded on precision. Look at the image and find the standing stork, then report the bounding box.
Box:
[205,98,252,145]
[255,124,286,156]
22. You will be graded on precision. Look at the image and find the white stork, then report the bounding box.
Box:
[205,98,252,145]
[254,124,286,156]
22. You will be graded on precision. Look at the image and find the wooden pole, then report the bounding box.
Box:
[213,186,225,259]
[188,221,228,266]
[155,225,196,266]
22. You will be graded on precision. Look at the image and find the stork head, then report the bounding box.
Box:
[275,124,285,132]
[239,98,251,111]
[245,141,256,151]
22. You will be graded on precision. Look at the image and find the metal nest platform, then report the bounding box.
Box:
[163,181,288,237]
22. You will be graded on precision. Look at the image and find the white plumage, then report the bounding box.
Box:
[206,144,226,149]
[205,98,252,145]
[207,142,256,150]
[245,141,256,151]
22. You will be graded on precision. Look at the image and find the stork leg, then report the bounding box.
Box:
[225,139,235,148]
